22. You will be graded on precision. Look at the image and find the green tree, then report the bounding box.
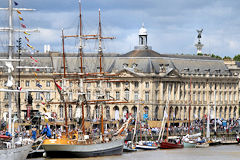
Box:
[233,54,240,61]
[223,56,232,60]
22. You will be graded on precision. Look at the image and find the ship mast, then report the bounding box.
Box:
[0,0,37,133]
[61,28,69,136]
[188,77,192,134]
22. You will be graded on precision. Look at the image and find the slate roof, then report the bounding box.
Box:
[0,51,232,76]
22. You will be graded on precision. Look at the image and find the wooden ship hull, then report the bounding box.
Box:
[159,142,183,149]
[42,137,124,158]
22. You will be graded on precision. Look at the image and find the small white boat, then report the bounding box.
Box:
[136,141,158,150]
[196,143,209,148]
[183,141,196,148]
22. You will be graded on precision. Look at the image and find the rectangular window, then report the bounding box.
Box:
[229,92,232,101]
[107,82,111,88]
[46,93,50,100]
[36,92,41,100]
[116,91,120,100]
[46,81,50,87]
[4,92,8,100]
[219,92,222,101]
[116,82,120,88]
[203,83,205,89]
[134,82,139,88]
[145,82,149,88]
[193,91,196,101]
[69,82,73,87]
[145,91,149,102]
[198,92,201,101]
[26,80,30,87]
[96,81,100,87]
[134,91,139,101]
[106,91,110,99]
[87,91,91,100]
[125,90,129,101]
[203,92,205,101]
[96,91,100,99]
[68,92,73,101]
[155,90,159,101]
[224,92,227,101]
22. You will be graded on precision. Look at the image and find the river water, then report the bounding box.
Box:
[34,145,240,160]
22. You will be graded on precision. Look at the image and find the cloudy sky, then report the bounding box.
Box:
[1,0,240,58]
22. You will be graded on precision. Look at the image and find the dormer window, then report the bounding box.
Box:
[132,63,138,68]
[205,69,210,73]
[184,68,189,72]
[194,68,200,72]
[123,63,128,68]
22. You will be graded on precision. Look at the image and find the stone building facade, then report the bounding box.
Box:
[0,26,239,126]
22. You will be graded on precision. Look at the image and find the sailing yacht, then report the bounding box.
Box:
[159,87,183,149]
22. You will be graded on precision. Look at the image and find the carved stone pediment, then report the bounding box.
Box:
[165,69,181,78]
[117,69,140,78]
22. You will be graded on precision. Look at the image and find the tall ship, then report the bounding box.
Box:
[42,0,131,158]
[0,0,34,159]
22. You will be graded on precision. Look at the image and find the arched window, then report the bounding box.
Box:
[229,107,232,119]
[95,105,100,119]
[179,107,182,120]
[175,107,178,120]
[122,106,129,120]
[132,106,137,119]
[234,106,237,119]
[184,107,187,120]
[169,106,173,120]
[193,107,196,120]
[59,105,64,118]
[224,107,227,119]
[203,107,206,118]
[198,107,201,119]
[114,106,119,120]
[154,106,159,120]
[144,106,149,120]
[220,107,223,119]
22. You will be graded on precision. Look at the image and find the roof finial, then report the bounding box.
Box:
[142,22,144,28]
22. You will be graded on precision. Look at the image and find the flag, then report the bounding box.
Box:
[30,56,38,62]
[16,10,21,14]
[36,68,40,71]
[17,86,22,91]
[33,72,37,77]
[27,44,34,50]
[36,83,42,88]
[18,16,24,21]
[14,1,18,6]
[24,31,30,35]
[54,81,62,91]
[25,36,29,42]
[41,102,46,105]
[20,23,26,28]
